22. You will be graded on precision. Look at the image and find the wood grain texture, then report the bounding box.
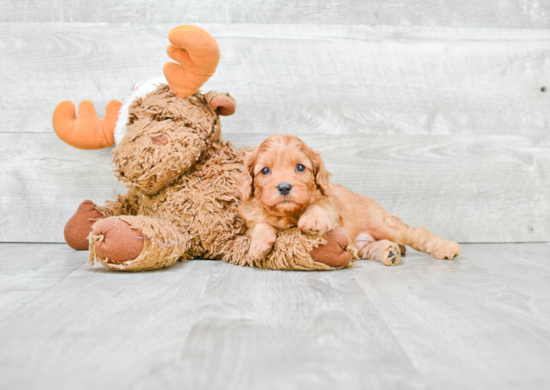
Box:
[0,133,126,243]
[0,244,87,323]
[467,244,550,314]
[1,23,549,136]
[0,243,549,390]
[1,132,548,243]
[1,0,549,28]
[353,243,550,389]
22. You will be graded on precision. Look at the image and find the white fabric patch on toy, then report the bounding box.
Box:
[114,76,167,145]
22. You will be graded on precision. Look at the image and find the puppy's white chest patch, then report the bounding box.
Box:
[354,232,375,251]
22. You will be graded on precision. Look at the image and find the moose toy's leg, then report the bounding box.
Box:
[64,200,104,250]
[309,229,355,267]
[224,227,357,271]
[89,216,191,271]
[64,193,140,250]
[359,240,401,266]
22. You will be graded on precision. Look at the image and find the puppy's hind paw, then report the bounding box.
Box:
[430,241,461,260]
[358,239,401,266]
[381,242,401,266]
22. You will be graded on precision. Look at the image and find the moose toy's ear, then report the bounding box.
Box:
[205,92,236,116]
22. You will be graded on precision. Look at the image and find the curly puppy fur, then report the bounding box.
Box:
[238,134,461,265]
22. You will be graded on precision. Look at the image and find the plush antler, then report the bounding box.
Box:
[163,25,220,98]
[52,100,122,150]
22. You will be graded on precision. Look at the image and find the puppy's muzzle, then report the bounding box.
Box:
[277,182,292,196]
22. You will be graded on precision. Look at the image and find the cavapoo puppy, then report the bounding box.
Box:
[237,134,461,266]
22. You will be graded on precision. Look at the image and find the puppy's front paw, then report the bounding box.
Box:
[249,237,276,260]
[298,214,333,235]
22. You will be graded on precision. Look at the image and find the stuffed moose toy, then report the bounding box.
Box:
[53,25,356,271]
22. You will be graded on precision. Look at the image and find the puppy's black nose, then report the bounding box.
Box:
[277,182,293,196]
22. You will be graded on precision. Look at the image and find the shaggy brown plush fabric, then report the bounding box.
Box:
[86,84,357,271]
[90,215,191,271]
[53,24,357,271]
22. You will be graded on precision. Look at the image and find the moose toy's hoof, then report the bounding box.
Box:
[310,228,353,268]
[92,218,144,263]
[64,200,104,250]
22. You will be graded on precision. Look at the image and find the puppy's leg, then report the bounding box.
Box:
[378,213,460,260]
[399,244,407,256]
[298,205,334,235]
[404,225,460,259]
[249,222,278,260]
[358,239,401,266]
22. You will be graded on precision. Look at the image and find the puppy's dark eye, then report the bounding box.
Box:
[261,167,270,175]
[296,164,305,172]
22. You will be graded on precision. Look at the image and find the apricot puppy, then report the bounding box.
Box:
[237,134,461,266]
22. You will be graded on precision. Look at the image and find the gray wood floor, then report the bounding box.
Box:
[1,243,549,390]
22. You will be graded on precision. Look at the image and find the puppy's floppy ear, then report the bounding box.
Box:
[237,148,257,200]
[311,150,331,196]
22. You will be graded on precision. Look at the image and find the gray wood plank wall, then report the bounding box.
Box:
[0,2,549,243]
[2,1,550,28]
